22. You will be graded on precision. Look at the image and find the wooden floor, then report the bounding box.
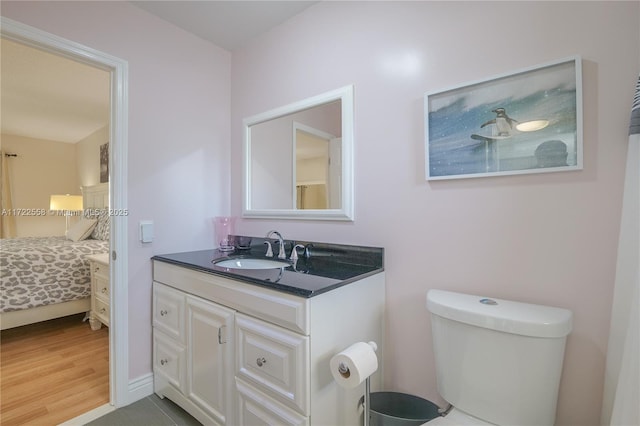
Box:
[0,314,109,426]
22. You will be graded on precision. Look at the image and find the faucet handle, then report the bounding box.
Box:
[276,240,286,259]
[264,241,273,257]
[304,243,314,260]
[290,244,305,261]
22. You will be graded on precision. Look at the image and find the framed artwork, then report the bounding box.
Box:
[425,56,582,180]
[100,142,109,183]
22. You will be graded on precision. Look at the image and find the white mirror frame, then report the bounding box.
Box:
[243,85,354,221]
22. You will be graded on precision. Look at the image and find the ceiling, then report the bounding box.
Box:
[131,1,318,51]
[1,1,317,144]
[1,38,111,144]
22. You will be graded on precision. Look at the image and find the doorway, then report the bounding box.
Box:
[1,16,129,411]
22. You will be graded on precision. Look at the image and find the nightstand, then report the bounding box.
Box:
[87,252,110,330]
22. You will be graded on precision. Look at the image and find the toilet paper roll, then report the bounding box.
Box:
[330,341,378,389]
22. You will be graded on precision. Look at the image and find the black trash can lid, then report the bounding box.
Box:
[369,392,441,421]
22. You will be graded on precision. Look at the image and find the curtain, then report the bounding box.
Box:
[602,75,640,426]
[0,151,17,238]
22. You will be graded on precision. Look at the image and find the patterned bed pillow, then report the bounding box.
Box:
[88,209,110,240]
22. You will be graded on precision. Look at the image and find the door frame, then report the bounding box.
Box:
[1,17,130,407]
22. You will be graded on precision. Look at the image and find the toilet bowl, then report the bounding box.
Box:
[425,289,572,426]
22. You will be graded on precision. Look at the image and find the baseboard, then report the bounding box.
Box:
[126,372,154,404]
[57,404,116,426]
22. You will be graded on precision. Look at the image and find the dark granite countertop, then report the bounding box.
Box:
[152,237,384,298]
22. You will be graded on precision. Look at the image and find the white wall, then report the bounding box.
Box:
[1,0,232,382]
[1,134,79,236]
[76,125,109,187]
[230,2,640,425]
[1,125,107,237]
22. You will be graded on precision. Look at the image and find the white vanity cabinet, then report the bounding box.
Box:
[152,260,385,426]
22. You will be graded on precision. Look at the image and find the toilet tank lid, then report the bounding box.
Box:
[427,290,572,338]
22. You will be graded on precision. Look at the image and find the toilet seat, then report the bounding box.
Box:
[422,407,495,425]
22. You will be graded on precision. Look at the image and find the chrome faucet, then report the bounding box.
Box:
[266,230,286,259]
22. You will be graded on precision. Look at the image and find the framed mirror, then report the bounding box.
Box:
[243,85,354,220]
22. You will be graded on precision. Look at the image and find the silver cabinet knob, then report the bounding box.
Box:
[160,310,168,316]
[160,359,168,365]
[256,357,266,367]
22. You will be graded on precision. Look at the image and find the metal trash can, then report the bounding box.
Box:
[368,392,441,426]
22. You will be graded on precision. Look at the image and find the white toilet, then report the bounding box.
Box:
[424,289,572,426]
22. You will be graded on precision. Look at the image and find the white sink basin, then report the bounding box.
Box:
[214,258,290,270]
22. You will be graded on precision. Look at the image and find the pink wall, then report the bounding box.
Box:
[231,2,639,425]
[2,1,231,379]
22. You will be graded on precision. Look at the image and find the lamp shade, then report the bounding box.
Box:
[50,194,83,211]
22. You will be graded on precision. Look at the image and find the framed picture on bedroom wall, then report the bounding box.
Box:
[425,56,583,180]
[100,142,109,183]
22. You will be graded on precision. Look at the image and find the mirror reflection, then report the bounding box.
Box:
[243,86,353,221]
[294,120,341,210]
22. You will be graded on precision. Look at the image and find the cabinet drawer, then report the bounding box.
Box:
[94,276,110,302]
[91,262,108,280]
[154,331,186,393]
[93,297,109,326]
[236,379,308,426]
[236,313,309,415]
[153,282,185,342]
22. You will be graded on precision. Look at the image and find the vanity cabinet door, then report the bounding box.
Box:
[186,295,235,425]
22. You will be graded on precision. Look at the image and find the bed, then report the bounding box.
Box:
[0,183,110,330]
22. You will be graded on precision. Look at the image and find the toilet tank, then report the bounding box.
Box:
[426,290,572,426]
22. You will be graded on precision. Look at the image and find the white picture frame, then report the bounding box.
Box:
[425,56,583,180]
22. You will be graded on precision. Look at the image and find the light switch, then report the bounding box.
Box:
[140,220,153,243]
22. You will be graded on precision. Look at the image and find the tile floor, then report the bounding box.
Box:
[84,394,201,426]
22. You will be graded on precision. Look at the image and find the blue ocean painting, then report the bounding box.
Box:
[426,59,579,178]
